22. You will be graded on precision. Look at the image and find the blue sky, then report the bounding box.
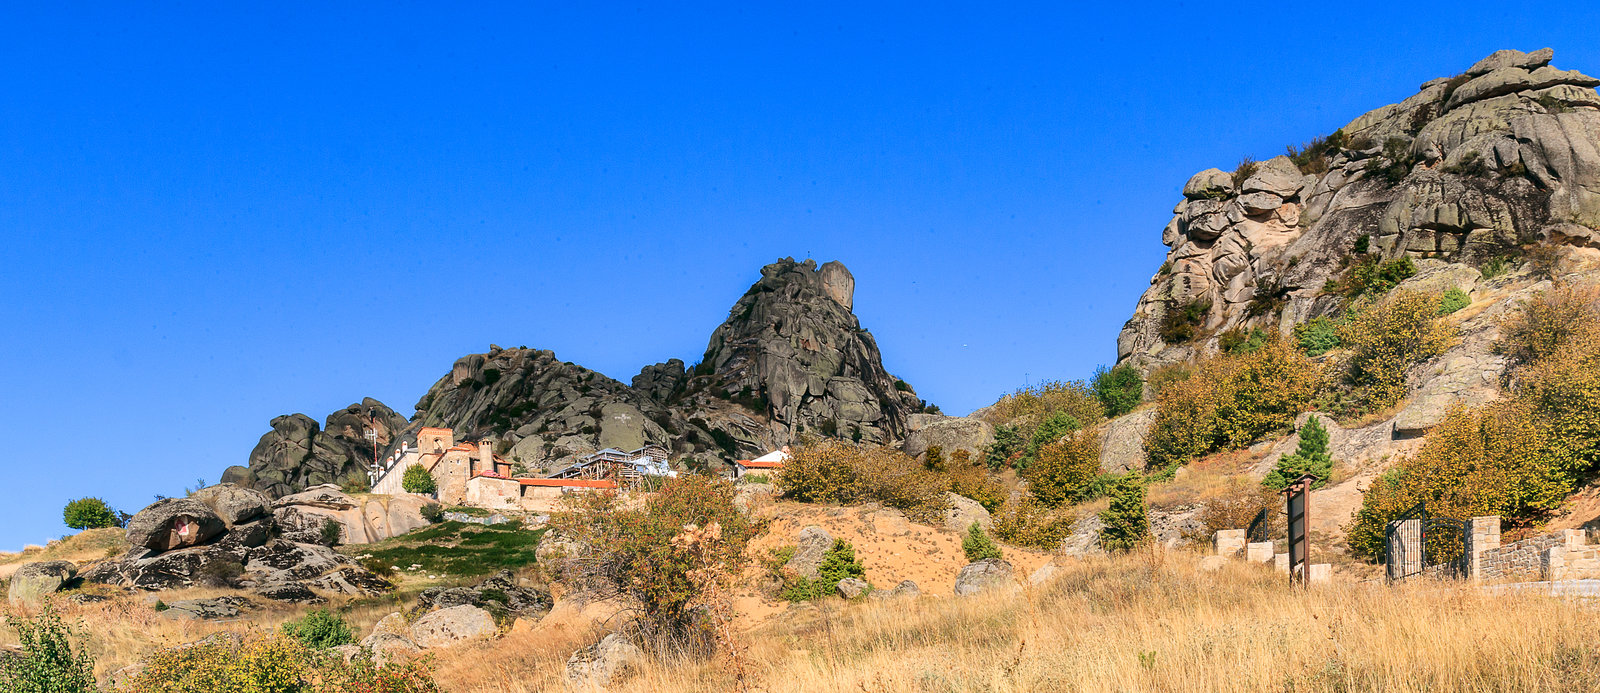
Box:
[3,2,1598,549]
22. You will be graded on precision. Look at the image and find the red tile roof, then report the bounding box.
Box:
[737,460,785,469]
[518,478,618,489]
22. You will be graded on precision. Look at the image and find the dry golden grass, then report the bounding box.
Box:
[591,550,1600,693]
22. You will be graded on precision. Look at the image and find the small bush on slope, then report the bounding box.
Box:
[1091,363,1144,417]
[1143,338,1320,470]
[122,633,440,693]
[777,440,948,523]
[281,609,355,650]
[992,497,1076,551]
[1262,417,1334,491]
[61,497,119,530]
[1098,472,1150,551]
[0,603,96,693]
[780,539,868,601]
[1337,290,1455,416]
[555,474,756,645]
[963,522,1003,562]
[1024,430,1102,508]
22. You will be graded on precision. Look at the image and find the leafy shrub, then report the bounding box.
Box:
[1286,129,1347,175]
[1091,363,1144,417]
[1262,417,1334,490]
[1325,255,1416,299]
[1144,363,1194,398]
[947,452,1007,513]
[780,539,867,601]
[1480,255,1513,280]
[1195,482,1279,543]
[1375,137,1418,184]
[1246,279,1290,318]
[320,518,343,546]
[1022,410,1083,469]
[1218,327,1270,355]
[420,502,443,524]
[61,497,119,530]
[281,609,355,650]
[777,440,947,522]
[1527,244,1564,280]
[992,498,1076,550]
[1442,150,1491,177]
[122,633,440,693]
[1497,285,1600,369]
[402,464,437,495]
[555,474,756,643]
[1346,401,1564,559]
[1352,233,1371,255]
[1231,156,1259,189]
[1160,299,1211,344]
[1438,287,1471,315]
[1098,472,1151,551]
[1338,290,1456,414]
[1144,339,1321,469]
[1024,431,1102,508]
[962,522,1003,562]
[1293,316,1343,356]
[978,380,1104,432]
[0,603,97,693]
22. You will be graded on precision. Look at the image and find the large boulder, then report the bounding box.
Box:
[125,498,226,554]
[835,578,869,599]
[410,604,497,649]
[7,561,76,608]
[190,484,271,527]
[1098,408,1156,474]
[784,525,833,580]
[943,493,993,534]
[565,634,645,691]
[159,596,253,621]
[953,558,1014,596]
[902,415,995,462]
[412,571,551,620]
[1182,168,1233,199]
[241,398,405,499]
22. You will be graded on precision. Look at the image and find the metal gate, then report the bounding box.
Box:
[1385,503,1467,580]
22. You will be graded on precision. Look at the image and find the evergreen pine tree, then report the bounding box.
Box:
[1098,471,1150,551]
[1262,416,1334,490]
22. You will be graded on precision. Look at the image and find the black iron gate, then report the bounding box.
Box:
[1385,502,1468,580]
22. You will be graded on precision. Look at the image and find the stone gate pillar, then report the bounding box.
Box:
[1387,518,1422,580]
[1464,516,1501,581]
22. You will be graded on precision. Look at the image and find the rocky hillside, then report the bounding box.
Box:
[1100,48,1600,536]
[227,258,923,496]
[1119,48,1600,374]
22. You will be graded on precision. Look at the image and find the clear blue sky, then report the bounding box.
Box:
[3,2,1597,550]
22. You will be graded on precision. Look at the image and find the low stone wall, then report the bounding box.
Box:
[1478,533,1568,582]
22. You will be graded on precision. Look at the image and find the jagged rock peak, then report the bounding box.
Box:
[695,257,923,446]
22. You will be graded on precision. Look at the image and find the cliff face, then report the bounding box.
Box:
[231,258,920,493]
[1118,48,1600,375]
[687,258,925,447]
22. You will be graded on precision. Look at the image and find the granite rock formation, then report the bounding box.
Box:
[225,398,406,498]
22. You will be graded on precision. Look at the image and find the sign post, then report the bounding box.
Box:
[1283,473,1314,583]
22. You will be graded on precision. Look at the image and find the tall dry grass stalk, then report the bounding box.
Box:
[605,550,1600,693]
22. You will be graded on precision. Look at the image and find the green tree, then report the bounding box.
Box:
[61,497,119,530]
[962,522,1003,562]
[1098,471,1150,551]
[1091,364,1144,417]
[1262,417,1334,490]
[984,425,1025,471]
[401,464,437,495]
[0,603,97,693]
[1022,410,1081,468]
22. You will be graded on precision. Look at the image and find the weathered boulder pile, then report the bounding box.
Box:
[83,484,392,600]
[224,398,407,498]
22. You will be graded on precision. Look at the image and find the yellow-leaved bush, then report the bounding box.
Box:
[120,633,440,693]
[1336,289,1456,415]
[1347,283,1600,560]
[1024,430,1102,508]
[776,439,952,523]
[1143,338,1321,470]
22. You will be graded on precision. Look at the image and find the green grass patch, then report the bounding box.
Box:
[351,521,546,578]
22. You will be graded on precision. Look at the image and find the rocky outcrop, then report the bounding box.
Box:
[271,485,429,545]
[784,525,833,580]
[159,595,253,621]
[835,577,870,599]
[943,493,993,534]
[690,258,925,448]
[868,579,920,600]
[411,570,552,621]
[410,605,497,649]
[902,414,994,461]
[229,398,406,498]
[953,558,1014,596]
[1098,408,1157,473]
[565,633,645,691]
[631,359,687,404]
[7,561,76,608]
[1117,48,1600,380]
[83,491,392,597]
